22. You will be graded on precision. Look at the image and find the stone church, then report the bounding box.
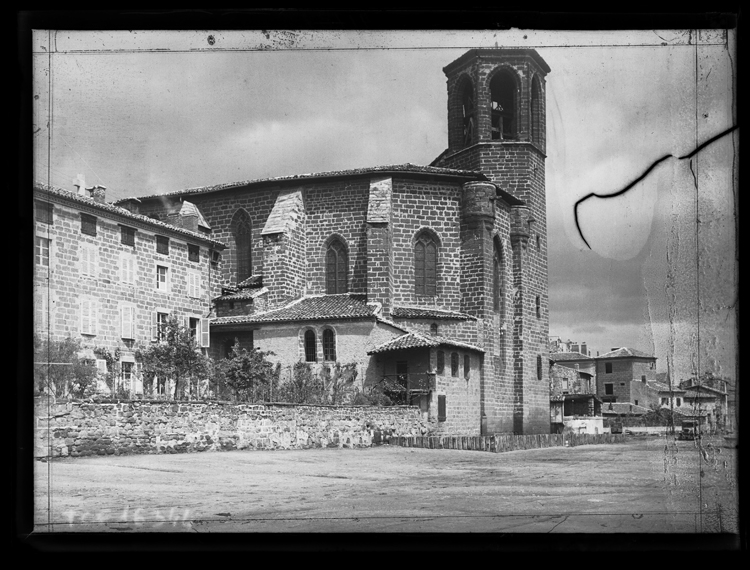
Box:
[115,48,551,435]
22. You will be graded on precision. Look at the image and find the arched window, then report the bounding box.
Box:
[414,231,438,296]
[460,79,475,147]
[531,75,542,144]
[430,323,438,336]
[437,350,445,375]
[304,330,317,362]
[231,209,252,283]
[493,239,504,315]
[451,353,459,377]
[322,328,336,361]
[490,70,517,140]
[326,238,348,294]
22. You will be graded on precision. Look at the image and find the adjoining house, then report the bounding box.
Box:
[595,347,657,407]
[33,181,227,396]
[111,48,554,436]
[678,381,729,433]
[549,360,602,434]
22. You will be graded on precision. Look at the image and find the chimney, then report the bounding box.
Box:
[73,174,87,197]
[581,343,588,356]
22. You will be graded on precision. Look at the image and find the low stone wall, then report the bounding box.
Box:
[34,397,428,458]
[392,432,626,453]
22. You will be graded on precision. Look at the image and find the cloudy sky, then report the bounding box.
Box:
[32,29,737,381]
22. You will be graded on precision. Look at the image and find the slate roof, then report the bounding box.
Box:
[115,163,488,203]
[34,183,226,249]
[597,347,656,359]
[549,351,593,362]
[367,331,484,355]
[601,403,651,415]
[391,306,477,321]
[211,294,377,325]
[178,200,211,229]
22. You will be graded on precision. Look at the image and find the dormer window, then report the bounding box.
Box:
[156,235,169,255]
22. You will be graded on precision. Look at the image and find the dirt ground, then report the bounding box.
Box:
[33,435,738,534]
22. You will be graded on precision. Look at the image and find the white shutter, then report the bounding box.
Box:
[90,299,97,335]
[195,273,202,298]
[127,256,135,284]
[152,311,158,341]
[200,318,210,348]
[121,305,134,339]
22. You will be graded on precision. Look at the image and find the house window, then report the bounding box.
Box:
[187,271,202,298]
[80,297,97,336]
[189,317,200,338]
[430,323,438,336]
[562,379,569,391]
[322,328,336,361]
[122,362,133,384]
[641,375,646,383]
[326,238,348,294]
[437,394,447,422]
[79,244,97,277]
[156,235,169,255]
[414,231,438,296]
[437,350,445,375]
[536,234,541,250]
[231,209,252,283]
[463,354,470,379]
[650,361,655,369]
[661,398,668,405]
[156,265,169,291]
[120,252,135,285]
[120,305,136,339]
[634,400,639,406]
[605,383,614,395]
[676,398,681,407]
[188,244,200,263]
[80,213,97,236]
[535,296,541,318]
[620,382,626,387]
[121,225,136,246]
[450,353,459,377]
[35,237,50,267]
[35,201,53,224]
[490,69,517,140]
[304,330,317,362]
[155,311,169,341]
[605,362,613,374]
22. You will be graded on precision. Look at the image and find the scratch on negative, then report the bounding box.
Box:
[573,125,739,249]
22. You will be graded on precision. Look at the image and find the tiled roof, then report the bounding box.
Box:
[391,306,477,321]
[34,183,226,249]
[367,331,484,355]
[114,163,487,202]
[237,275,264,288]
[597,347,655,359]
[211,294,377,325]
[215,287,268,302]
[647,381,685,393]
[601,402,651,415]
[549,351,593,362]
[682,384,727,395]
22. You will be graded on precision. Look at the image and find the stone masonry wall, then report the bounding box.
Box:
[34,397,429,458]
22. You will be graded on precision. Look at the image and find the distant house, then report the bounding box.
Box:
[549,360,602,434]
[595,347,657,407]
[679,382,729,433]
[601,402,651,418]
[647,380,686,411]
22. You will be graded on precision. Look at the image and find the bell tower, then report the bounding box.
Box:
[435,49,551,435]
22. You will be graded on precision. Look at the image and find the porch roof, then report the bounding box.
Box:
[367,331,484,355]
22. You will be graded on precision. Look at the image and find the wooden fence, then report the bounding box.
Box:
[391,432,625,453]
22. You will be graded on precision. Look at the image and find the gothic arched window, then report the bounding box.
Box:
[326,238,348,294]
[414,231,438,297]
[231,209,252,283]
[460,79,475,147]
[322,328,336,362]
[493,239,504,315]
[490,69,518,140]
[531,75,542,144]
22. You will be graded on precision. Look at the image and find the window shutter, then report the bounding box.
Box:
[151,311,158,341]
[200,318,210,348]
[438,395,447,421]
[90,299,97,335]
